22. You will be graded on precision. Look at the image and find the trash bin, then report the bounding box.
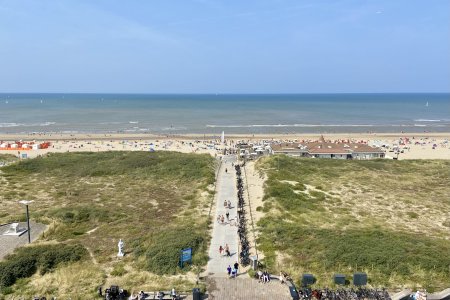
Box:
[250,256,258,270]
[192,288,201,300]
[301,274,315,286]
[353,273,367,286]
[334,274,346,285]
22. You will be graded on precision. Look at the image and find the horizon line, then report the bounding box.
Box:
[0,92,449,95]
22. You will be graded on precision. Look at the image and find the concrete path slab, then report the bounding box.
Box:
[207,155,240,277]
[207,277,292,300]
[0,221,47,260]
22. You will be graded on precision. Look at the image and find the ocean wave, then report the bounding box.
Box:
[161,126,187,131]
[99,121,124,125]
[414,119,441,122]
[206,124,377,128]
[0,122,56,128]
[129,121,139,124]
[122,128,150,132]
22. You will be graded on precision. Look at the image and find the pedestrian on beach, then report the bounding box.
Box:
[224,200,227,207]
[225,244,230,256]
[227,265,232,277]
[219,245,223,255]
[227,200,231,208]
[234,262,239,275]
[217,215,220,223]
[221,215,225,224]
[226,212,229,220]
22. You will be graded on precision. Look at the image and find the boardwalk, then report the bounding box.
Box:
[207,155,240,277]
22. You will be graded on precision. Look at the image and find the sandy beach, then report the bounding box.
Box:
[1,132,449,160]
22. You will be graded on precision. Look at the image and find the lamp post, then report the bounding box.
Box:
[19,200,34,243]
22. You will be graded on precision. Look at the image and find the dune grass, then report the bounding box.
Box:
[0,151,215,298]
[256,155,450,291]
[0,243,88,293]
[0,154,18,165]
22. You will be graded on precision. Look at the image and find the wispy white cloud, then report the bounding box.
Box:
[53,1,179,46]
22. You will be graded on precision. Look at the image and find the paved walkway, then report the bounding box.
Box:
[205,155,294,299]
[207,277,292,300]
[0,221,47,260]
[207,155,240,277]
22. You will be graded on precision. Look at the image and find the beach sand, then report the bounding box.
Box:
[1,132,449,160]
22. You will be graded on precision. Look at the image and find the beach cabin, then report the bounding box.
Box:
[269,137,385,160]
[270,143,308,157]
[351,145,385,159]
[308,145,350,159]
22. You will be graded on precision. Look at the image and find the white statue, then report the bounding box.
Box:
[117,239,124,257]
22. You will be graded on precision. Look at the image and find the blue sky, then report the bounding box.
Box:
[0,0,449,93]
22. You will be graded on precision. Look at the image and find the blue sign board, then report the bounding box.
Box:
[179,248,192,268]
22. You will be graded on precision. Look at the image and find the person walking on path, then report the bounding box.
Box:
[221,215,225,224]
[227,265,232,277]
[225,244,230,256]
[226,212,229,220]
[231,267,237,278]
[234,262,239,275]
[227,200,231,208]
[219,245,223,256]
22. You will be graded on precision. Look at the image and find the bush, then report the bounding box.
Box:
[0,244,87,289]
[406,211,419,219]
[111,264,127,277]
[141,227,207,275]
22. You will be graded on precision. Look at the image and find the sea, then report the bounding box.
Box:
[0,93,449,135]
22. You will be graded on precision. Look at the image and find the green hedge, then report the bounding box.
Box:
[0,244,87,290]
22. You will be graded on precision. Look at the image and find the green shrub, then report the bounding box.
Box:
[111,264,127,277]
[406,212,419,219]
[0,244,87,289]
[141,227,207,275]
[0,154,18,165]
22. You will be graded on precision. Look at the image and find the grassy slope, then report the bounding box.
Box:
[256,156,450,291]
[0,154,18,164]
[0,151,215,298]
